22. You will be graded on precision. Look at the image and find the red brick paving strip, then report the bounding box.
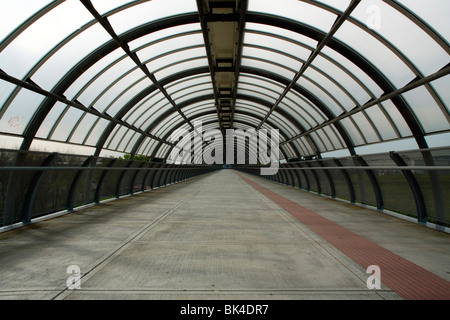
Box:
[238,173,450,300]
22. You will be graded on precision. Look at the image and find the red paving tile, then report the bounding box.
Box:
[238,173,450,300]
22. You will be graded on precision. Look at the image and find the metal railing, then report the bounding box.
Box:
[0,147,448,232]
[237,147,450,230]
[0,149,218,231]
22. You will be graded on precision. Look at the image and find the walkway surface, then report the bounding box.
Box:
[0,170,449,300]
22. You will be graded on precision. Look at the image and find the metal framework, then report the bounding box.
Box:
[0,0,449,231]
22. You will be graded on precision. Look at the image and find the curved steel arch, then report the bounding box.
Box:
[148,105,295,161]
[128,87,315,160]
[164,117,290,164]
[243,12,430,149]
[3,8,443,162]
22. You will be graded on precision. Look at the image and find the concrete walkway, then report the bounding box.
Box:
[0,170,449,300]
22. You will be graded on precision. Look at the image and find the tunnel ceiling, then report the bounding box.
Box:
[0,0,449,162]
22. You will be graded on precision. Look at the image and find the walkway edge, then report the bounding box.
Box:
[237,172,450,300]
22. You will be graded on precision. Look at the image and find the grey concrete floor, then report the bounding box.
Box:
[0,170,448,300]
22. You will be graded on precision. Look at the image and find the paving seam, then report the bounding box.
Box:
[52,190,200,300]
[236,172,450,300]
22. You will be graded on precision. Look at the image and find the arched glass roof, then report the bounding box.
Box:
[0,0,449,161]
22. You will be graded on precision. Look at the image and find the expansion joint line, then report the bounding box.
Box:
[52,190,199,300]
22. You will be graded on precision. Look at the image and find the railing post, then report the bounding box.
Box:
[318,160,335,198]
[67,156,95,212]
[95,158,116,204]
[390,151,427,223]
[354,155,383,210]
[333,158,355,203]
[21,152,58,225]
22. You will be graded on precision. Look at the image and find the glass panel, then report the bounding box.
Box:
[152,114,183,138]
[143,138,159,156]
[401,86,449,133]
[0,0,92,80]
[69,113,99,144]
[303,67,356,111]
[239,74,285,95]
[339,117,365,146]
[0,151,48,224]
[248,0,338,33]
[154,58,208,82]
[140,103,175,132]
[124,132,141,154]
[122,91,164,126]
[0,82,16,115]
[312,54,371,106]
[350,0,449,75]
[64,48,125,101]
[322,125,345,149]
[117,160,142,196]
[283,90,327,124]
[334,21,416,89]
[297,77,343,116]
[241,57,295,81]
[32,23,112,91]
[0,0,53,42]
[98,158,128,200]
[50,106,86,142]
[146,46,206,74]
[315,0,351,12]
[107,0,198,35]
[242,46,302,72]
[350,112,380,143]
[182,100,215,114]
[77,55,135,108]
[107,125,128,150]
[183,105,213,118]
[321,47,384,98]
[115,128,134,151]
[278,101,315,130]
[35,102,67,139]
[166,75,211,96]
[364,105,398,141]
[244,32,311,65]
[380,100,412,138]
[129,23,201,51]
[137,33,204,64]
[90,0,136,15]
[245,23,319,49]
[238,82,281,101]
[86,67,147,114]
[153,143,169,160]
[429,75,450,115]
[105,77,153,117]
[173,88,214,105]
[309,131,327,152]
[136,136,152,156]
[300,136,316,156]
[396,0,450,43]
[0,89,45,135]
[84,118,110,146]
[238,88,276,104]
[429,148,450,225]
